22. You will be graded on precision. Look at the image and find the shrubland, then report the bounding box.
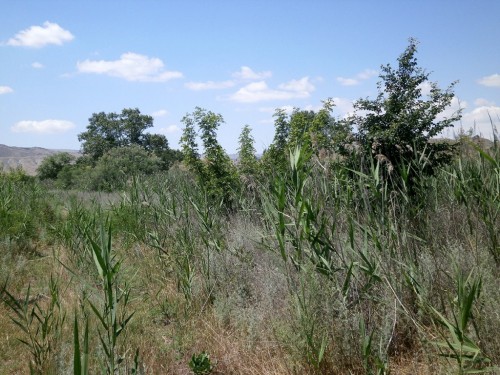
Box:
[1,39,499,374]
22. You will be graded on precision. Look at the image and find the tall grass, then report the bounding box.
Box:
[1,144,499,373]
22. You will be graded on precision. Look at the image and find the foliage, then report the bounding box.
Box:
[0,169,49,250]
[3,42,500,375]
[237,124,258,176]
[1,276,66,374]
[37,152,75,181]
[78,108,180,171]
[261,100,350,176]
[188,351,214,375]
[78,108,153,162]
[348,38,461,183]
[86,145,163,191]
[180,107,240,207]
[429,271,497,374]
[143,132,184,170]
[260,108,291,176]
[86,223,137,374]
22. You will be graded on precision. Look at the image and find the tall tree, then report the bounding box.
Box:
[260,109,291,176]
[237,124,258,176]
[181,107,239,206]
[349,38,461,174]
[78,108,155,162]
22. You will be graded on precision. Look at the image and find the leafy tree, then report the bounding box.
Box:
[237,125,258,176]
[288,109,315,153]
[180,110,204,178]
[261,101,349,175]
[180,107,239,206]
[349,38,461,177]
[143,133,183,169]
[37,152,75,180]
[260,109,291,176]
[78,108,155,163]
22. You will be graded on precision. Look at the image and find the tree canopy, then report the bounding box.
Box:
[349,38,461,172]
[78,108,181,171]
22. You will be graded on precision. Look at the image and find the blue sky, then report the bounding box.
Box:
[1,0,499,153]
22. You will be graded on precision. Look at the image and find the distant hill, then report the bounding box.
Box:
[0,144,80,175]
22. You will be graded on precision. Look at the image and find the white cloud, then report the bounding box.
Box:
[6,22,74,48]
[11,119,75,134]
[474,98,495,107]
[278,76,315,93]
[185,80,235,90]
[152,109,168,117]
[330,97,355,117]
[0,86,13,95]
[32,62,44,69]
[461,105,500,139]
[228,77,315,103]
[336,77,358,86]
[259,105,295,114]
[478,74,500,87]
[337,68,377,86]
[77,52,183,82]
[159,125,181,134]
[232,66,272,80]
[357,69,378,80]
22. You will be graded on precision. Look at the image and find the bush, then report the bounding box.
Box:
[37,152,75,181]
[87,145,162,191]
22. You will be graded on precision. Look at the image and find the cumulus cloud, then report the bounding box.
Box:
[152,109,168,117]
[228,77,315,103]
[435,97,466,122]
[32,62,44,69]
[474,98,495,107]
[330,97,355,117]
[0,86,13,95]
[185,66,272,91]
[278,77,315,93]
[461,105,500,138]
[6,22,74,48]
[77,53,183,82]
[477,74,500,87]
[337,69,377,86]
[11,119,75,134]
[232,66,272,80]
[185,80,235,90]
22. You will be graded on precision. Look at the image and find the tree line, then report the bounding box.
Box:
[39,38,461,198]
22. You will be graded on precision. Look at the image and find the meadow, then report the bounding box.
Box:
[1,40,499,374]
[1,136,499,374]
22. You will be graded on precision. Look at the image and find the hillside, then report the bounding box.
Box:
[0,144,80,175]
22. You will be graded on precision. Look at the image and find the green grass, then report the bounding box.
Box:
[1,144,499,374]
